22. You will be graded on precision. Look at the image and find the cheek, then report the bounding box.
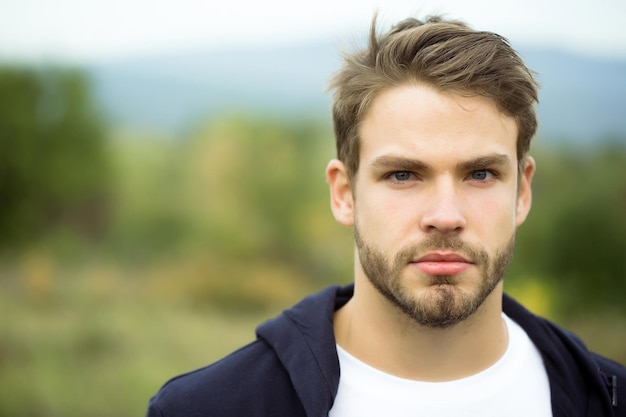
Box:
[467,196,517,239]
[357,192,419,240]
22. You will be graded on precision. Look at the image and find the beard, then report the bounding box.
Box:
[355,226,515,329]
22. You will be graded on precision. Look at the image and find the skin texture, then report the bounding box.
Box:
[327,83,535,381]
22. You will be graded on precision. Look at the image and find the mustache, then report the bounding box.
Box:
[394,235,488,266]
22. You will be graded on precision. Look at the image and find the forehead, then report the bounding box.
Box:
[359,84,518,165]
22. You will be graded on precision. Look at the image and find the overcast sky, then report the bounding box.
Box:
[1,0,625,63]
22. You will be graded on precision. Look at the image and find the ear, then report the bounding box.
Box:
[515,156,535,227]
[326,159,355,227]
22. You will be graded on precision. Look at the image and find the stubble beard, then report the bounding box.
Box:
[354,226,515,329]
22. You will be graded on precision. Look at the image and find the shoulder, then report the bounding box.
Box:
[503,294,626,414]
[146,339,306,417]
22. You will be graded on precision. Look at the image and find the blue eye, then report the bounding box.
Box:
[393,171,412,181]
[470,170,492,181]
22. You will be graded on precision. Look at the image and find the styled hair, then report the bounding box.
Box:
[328,15,540,178]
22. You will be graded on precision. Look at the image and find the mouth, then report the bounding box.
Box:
[411,252,473,276]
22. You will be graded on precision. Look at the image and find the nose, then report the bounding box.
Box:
[419,180,467,234]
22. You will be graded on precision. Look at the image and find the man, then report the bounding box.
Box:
[146,15,626,417]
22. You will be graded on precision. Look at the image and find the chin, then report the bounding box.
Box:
[393,279,498,329]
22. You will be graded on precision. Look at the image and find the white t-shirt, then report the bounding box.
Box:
[329,314,552,417]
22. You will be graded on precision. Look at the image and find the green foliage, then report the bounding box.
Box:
[106,116,353,291]
[0,66,111,250]
[0,263,268,417]
[510,143,626,316]
[182,117,341,263]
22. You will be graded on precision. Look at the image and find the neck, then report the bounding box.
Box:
[333,280,508,382]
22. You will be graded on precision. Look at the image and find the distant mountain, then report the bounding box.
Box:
[88,41,626,143]
[519,49,626,143]
[88,42,339,136]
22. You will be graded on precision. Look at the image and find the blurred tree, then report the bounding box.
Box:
[105,116,349,309]
[0,66,111,250]
[511,143,626,316]
[182,116,346,277]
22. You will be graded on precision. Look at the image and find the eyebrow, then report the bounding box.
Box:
[370,155,432,172]
[456,154,512,171]
[370,153,512,172]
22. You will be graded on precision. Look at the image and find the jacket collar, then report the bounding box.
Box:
[258,285,613,417]
[256,285,349,417]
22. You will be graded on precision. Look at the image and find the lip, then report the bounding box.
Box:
[414,252,471,263]
[411,252,473,276]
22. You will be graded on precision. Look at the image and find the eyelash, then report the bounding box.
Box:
[385,171,417,184]
[468,169,499,181]
[384,169,500,185]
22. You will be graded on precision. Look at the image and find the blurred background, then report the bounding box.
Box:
[1,0,625,415]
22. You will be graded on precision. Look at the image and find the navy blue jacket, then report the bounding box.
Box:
[146,285,626,416]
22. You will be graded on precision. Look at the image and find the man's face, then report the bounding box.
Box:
[327,83,534,328]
